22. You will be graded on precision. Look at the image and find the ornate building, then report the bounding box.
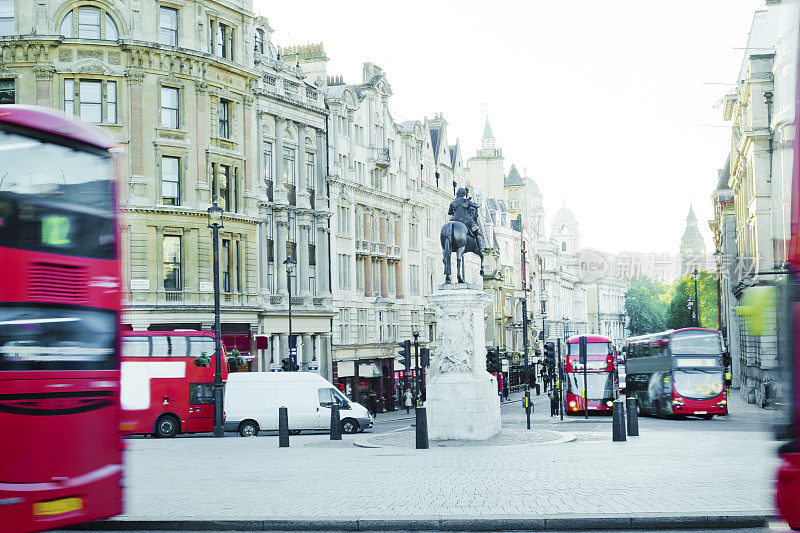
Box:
[679,205,706,273]
[0,0,336,372]
[322,63,463,410]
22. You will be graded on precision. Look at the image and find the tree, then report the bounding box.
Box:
[666,271,718,330]
[625,277,669,336]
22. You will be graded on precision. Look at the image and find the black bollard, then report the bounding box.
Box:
[535,383,541,396]
[330,404,342,441]
[278,406,289,447]
[612,400,626,442]
[416,406,429,449]
[626,397,639,436]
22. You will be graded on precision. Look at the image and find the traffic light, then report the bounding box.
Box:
[578,336,588,365]
[486,348,501,373]
[420,347,430,368]
[544,342,556,368]
[397,340,411,369]
[281,358,291,372]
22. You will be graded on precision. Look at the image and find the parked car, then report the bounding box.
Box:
[223,372,373,436]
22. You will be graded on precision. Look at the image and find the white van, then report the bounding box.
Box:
[223,372,373,437]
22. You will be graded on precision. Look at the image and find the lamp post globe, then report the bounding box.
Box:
[284,255,296,371]
[207,200,225,438]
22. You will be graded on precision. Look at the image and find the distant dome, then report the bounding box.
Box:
[529,178,540,196]
[554,206,576,224]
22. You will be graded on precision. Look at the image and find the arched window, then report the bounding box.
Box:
[60,6,118,40]
[561,242,567,252]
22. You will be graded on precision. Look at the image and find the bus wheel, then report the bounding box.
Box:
[341,418,359,434]
[238,420,259,437]
[155,414,180,438]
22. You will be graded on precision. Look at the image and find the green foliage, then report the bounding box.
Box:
[666,271,718,330]
[624,277,669,336]
[193,351,211,367]
[227,348,245,368]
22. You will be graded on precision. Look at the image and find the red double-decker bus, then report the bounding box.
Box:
[625,329,727,419]
[0,106,123,532]
[563,335,618,414]
[120,330,228,437]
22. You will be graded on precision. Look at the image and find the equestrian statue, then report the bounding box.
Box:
[440,187,485,284]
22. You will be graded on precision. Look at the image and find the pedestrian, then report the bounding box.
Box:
[404,388,413,414]
[549,388,559,417]
[367,391,378,418]
[503,380,509,400]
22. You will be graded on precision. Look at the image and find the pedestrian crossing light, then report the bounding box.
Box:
[397,340,411,369]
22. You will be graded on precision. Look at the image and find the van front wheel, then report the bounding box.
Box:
[239,420,259,437]
[341,418,359,434]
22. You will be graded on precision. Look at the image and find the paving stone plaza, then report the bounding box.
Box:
[118,394,777,521]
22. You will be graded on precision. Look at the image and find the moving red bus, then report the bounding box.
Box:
[776,10,800,525]
[0,106,123,532]
[625,329,727,419]
[563,335,618,414]
[120,330,228,437]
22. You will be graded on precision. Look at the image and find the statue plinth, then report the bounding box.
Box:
[425,285,501,440]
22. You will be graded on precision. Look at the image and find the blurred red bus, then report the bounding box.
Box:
[0,106,123,532]
[120,330,228,437]
[563,335,618,414]
[625,329,727,419]
[776,11,800,525]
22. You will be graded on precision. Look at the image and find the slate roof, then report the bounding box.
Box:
[429,125,442,162]
[504,164,524,186]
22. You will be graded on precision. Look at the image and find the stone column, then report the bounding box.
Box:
[348,112,356,168]
[298,217,310,295]
[320,333,332,381]
[125,69,147,206]
[33,66,54,107]
[297,122,310,208]
[302,333,313,369]
[364,256,373,297]
[425,285,500,440]
[278,334,289,369]
[276,217,288,293]
[274,116,286,203]
[195,80,208,205]
[316,224,326,296]
[395,260,403,299]
[380,258,388,298]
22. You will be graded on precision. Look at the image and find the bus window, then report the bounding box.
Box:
[188,336,215,357]
[568,342,611,356]
[151,335,169,357]
[122,337,149,357]
[189,383,214,405]
[169,335,188,357]
[671,331,722,355]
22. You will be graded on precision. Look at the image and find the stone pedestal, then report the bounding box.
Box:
[425,284,501,440]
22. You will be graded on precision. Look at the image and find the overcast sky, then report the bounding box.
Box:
[255,0,766,254]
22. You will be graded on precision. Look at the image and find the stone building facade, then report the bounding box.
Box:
[0,0,336,373]
[322,63,463,409]
[715,2,797,406]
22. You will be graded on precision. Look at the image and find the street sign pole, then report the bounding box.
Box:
[521,297,531,430]
[413,331,421,409]
[580,335,588,420]
[557,338,563,420]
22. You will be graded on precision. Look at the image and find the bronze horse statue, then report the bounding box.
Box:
[440,220,484,284]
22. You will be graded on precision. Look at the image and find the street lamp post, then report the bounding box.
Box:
[285,255,296,371]
[692,267,700,327]
[687,298,695,328]
[207,201,225,438]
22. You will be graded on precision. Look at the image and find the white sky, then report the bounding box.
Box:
[255,0,765,254]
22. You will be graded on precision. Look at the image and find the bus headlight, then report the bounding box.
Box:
[606,401,613,407]
[672,400,684,405]
[719,400,727,405]
[569,401,577,408]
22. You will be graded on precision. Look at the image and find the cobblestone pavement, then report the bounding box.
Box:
[119,393,777,519]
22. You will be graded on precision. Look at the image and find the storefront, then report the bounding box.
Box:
[333,358,396,411]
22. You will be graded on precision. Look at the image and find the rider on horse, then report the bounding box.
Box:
[448,187,485,251]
